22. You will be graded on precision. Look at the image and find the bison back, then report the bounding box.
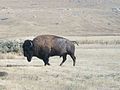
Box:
[33,35,75,56]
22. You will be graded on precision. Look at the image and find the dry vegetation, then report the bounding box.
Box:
[0,36,120,90]
[0,48,120,90]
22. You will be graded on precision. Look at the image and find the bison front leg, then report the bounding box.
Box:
[47,58,50,66]
[43,56,50,66]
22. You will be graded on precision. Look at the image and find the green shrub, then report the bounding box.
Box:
[0,40,23,54]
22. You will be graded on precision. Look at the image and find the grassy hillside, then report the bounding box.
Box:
[0,0,120,39]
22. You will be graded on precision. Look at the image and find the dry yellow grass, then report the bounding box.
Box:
[0,53,17,59]
[0,48,120,90]
[0,53,23,59]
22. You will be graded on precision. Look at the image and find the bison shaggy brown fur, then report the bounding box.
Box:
[22,35,77,66]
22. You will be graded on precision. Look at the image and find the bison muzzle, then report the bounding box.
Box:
[22,35,77,66]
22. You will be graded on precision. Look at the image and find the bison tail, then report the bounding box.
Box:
[71,41,79,46]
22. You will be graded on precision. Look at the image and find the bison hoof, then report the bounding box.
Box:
[47,63,50,65]
[44,63,50,66]
[59,64,62,66]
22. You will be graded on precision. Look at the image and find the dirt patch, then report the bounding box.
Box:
[0,85,6,90]
[6,64,42,67]
[0,72,8,77]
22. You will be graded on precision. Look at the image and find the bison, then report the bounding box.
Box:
[22,35,77,66]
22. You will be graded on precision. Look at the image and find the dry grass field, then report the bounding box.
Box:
[0,0,120,90]
[0,47,120,90]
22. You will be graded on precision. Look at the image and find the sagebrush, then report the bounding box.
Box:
[0,40,23,54]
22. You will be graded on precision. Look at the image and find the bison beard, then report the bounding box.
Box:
[22,35,77,66]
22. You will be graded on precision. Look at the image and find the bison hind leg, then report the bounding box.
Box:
[60,53,67,66]
[70,54,76,66]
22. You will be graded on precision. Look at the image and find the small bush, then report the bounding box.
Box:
[0,40,23,54]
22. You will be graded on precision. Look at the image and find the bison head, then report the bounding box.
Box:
[22,40,34,62]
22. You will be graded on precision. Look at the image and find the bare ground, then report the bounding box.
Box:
[0,46,120,90]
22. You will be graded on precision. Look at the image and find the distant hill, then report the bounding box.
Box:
[0,0,120,38]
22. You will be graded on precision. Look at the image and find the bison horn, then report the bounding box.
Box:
[29,41,33,47]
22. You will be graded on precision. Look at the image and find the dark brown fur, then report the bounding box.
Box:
[23,35,76,66]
